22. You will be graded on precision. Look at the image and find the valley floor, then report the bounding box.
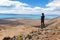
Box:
[0,18,60,40]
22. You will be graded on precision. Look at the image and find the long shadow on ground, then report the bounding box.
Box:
[32,19,57,29]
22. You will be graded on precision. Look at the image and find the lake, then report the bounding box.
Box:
[0,14,58,19]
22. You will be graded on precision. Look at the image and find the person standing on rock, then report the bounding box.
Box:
[41,13,45,29]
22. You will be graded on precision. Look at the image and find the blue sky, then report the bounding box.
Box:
[0,0,60,14]
[11,0,52,8]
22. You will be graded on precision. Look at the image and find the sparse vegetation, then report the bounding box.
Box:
[0,18,60,40]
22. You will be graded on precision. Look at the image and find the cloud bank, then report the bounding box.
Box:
[0,0,60,15]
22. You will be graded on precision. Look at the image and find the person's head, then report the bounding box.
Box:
[42,13,44,16]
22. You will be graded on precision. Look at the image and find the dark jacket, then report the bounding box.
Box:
[41,15,45,22]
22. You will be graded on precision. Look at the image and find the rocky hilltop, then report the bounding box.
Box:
[0,18,60,40]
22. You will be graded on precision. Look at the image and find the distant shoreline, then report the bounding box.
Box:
[0,14,58,19]
[0,16,58,20]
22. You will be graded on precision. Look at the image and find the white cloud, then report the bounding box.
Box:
[0,0,42,14]
[44,0,60,15]
[0,0,60,15]
[0,0,32,14]
[46,0,60,7]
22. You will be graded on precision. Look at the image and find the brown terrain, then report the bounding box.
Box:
[0,18,60,40]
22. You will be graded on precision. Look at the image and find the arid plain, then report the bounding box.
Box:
[0,18,60,40]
